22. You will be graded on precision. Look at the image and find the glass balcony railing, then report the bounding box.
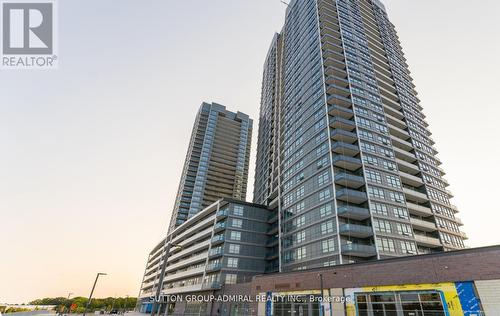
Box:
[337,205,370,220]
[205,262,222,271]
[216,210,228,218]
[208,247,223,257]
[336,188,368,204]
[341,243,377,257]
[339,223,374,238]
[202,281,222,290]
[211,235,225,244]
[214,221,226,231]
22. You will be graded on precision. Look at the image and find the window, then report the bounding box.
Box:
[225,273,237,285]
[386,175,401,188]
[394,207,408,219]
[317,156,329,169]
[396,223,413,236]
[377,237,396,253]
[365,169,382,184]
[368,187,385,199]
[233,205,244,216]
[401,241,417,254]
[389,191,405,203]
[228,244,240,254]
[373,219,391,233]
[227,257,238,268]
[296,231,305,243]
[296,186,305,199]
[295,216,306,228]
[319,189,331,201]
[296,247,307,260]
[320,204,332,218]
[296,201,305,214]
[232,218,243,228]
[316,144,327,156]
[230,231,241,241]
[318,171,330,186]
[321,220,334,235]
[370,203,388,216]
[322,239,335,253]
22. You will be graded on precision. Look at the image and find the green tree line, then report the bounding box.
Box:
[29,297,137,313]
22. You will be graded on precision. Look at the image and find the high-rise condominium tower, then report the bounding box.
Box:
[168,102,252,232]
[254,0,466,272]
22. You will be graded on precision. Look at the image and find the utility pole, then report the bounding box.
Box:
[83,273,107,316]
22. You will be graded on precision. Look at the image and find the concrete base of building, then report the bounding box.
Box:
[141,245,500,315]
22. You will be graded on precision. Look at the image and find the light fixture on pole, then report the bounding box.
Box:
[83,272,107,316]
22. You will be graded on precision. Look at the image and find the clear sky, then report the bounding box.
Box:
[1,0,499,304]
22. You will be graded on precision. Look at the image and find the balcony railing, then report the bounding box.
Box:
[335,172,365,189]
[337,205,371,220]
[336,188,368,204]
[214,221,226,231]
[332,155,362,171]
[341,243,377,257]
[208,247,223,257]
[205,262,222,271]
[211,235,225,244]
[339,223,374,238]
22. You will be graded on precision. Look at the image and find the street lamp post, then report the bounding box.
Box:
[151,242,182,316]
[83,272,107,316]
[66,293,73,315]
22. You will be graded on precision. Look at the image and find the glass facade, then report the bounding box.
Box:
[254,0,466,272]
[168,102,253,232]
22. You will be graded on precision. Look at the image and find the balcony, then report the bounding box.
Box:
[328,104,354,119]
[267,222,278,235]
[339,224,374,238]
[335,172,365,189]
[266,250,279,260]
[326,84,351,98]
[331,129,358,143]
[406,202,433,217]
[410,217,437,232]
[211,235,225,245]
[216,209,228,219]
[324,65,348,78]
[208,247,223,258]
[323,56,345,68]
[202,281,222,290]
[330,117,356,131]
[206,262,222,271]
[388,124,410,140]
[396,158,420,175]
[336,188,368,204]
[266,236,279,247]
[390,135,413,151]
[399,172,423,187]
[393,147,417,163]
[341,243,377,257]
[332,155,362,171]
[414,234,442,248]
[337,205,371,221]
[332,141,359,157]
[214,221,226,232]
[327,94,352,108]
[404,187,428,203]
